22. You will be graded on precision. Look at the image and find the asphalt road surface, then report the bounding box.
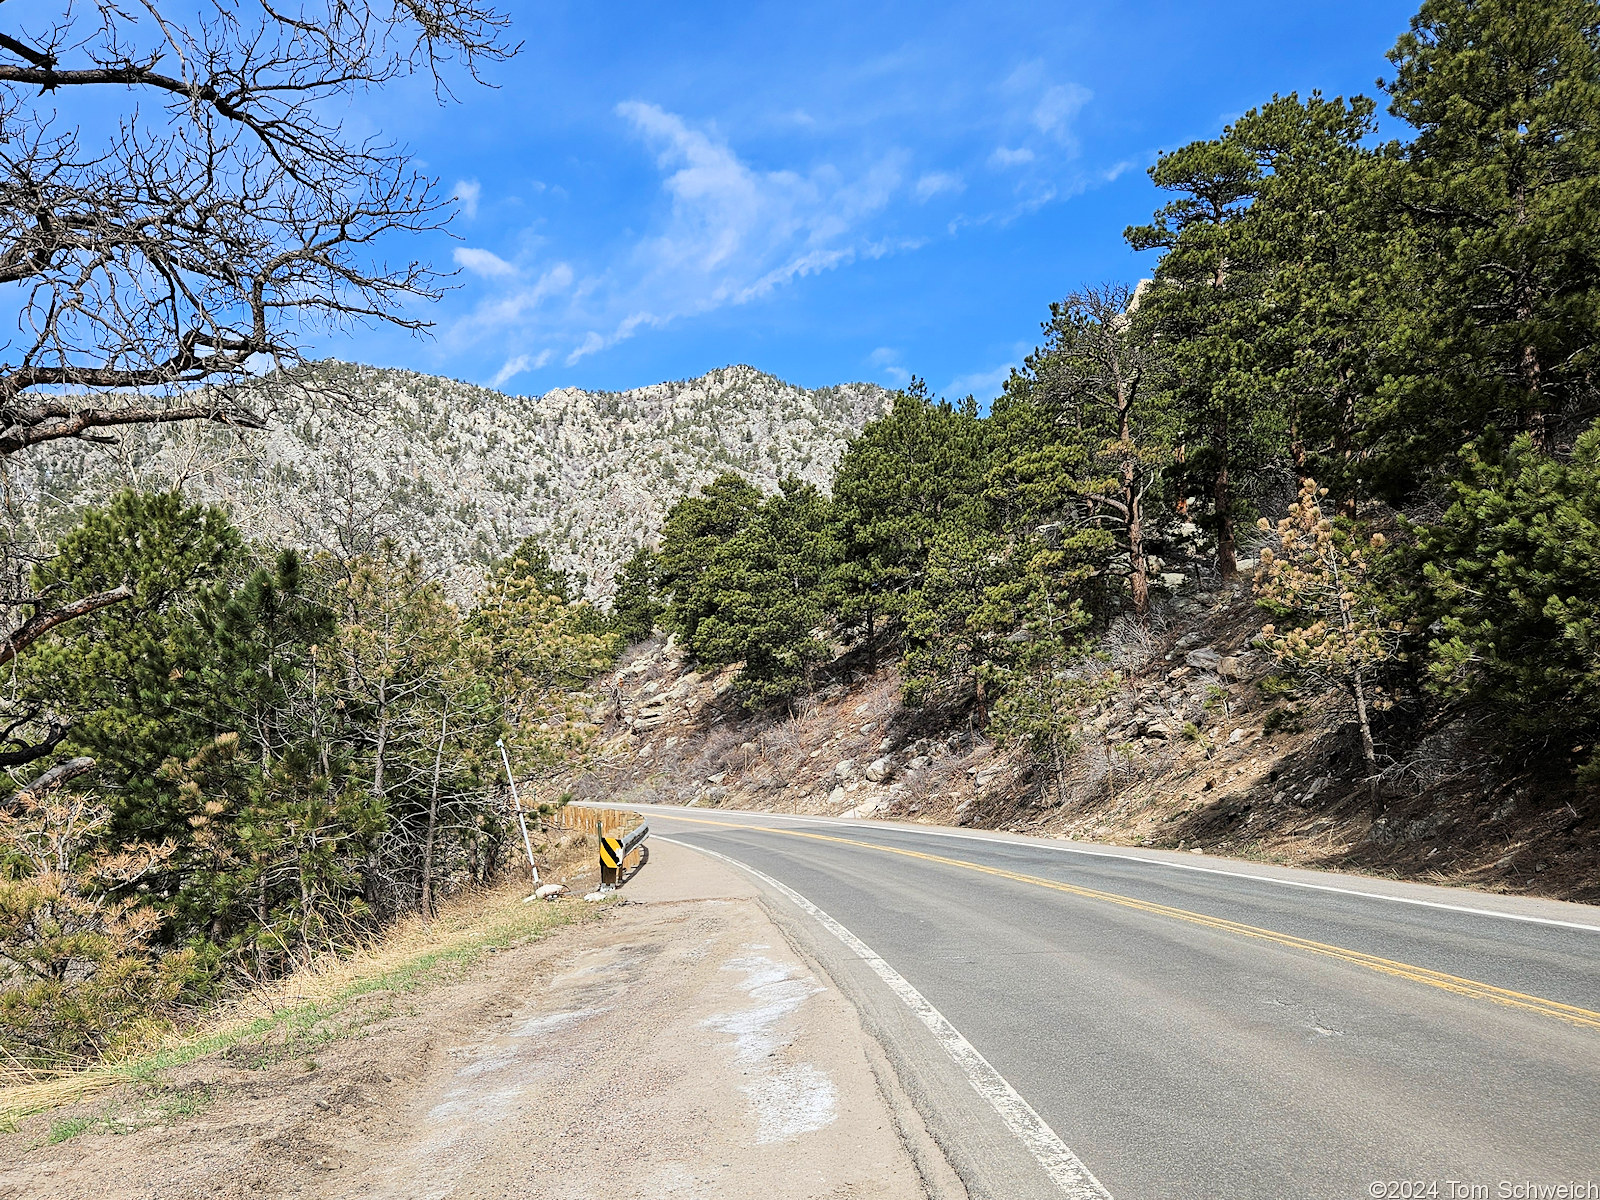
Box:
[620,803,1600,1200]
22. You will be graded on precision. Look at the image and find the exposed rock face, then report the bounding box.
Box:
[10,361,891,603]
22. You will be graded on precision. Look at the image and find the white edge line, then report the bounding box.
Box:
[628,804,1600,935]
[661,835,1114,1200]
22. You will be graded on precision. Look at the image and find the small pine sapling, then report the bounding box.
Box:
[1253,479,1403,769]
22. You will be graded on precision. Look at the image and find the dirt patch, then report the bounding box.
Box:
[0,843,949,1200]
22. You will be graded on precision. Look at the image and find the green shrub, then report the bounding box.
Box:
[1409,421,1600,777]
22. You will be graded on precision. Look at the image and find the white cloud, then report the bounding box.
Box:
[453,179,482,219]
[451,103,915,371]
[1032,83,1092,144]
[453,246,518,278]
[565,331,606,366]
[914,171,965,201]
[946,363,1015,399]
[444,262,576,373]
[989,65,1093,169]
[868,346,911,385]
[989,146,1035,168]
[490,349,552,387]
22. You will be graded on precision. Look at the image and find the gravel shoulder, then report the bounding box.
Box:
[0,842,957,1199]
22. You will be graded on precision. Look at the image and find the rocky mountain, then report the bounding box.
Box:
[3,362,892,601]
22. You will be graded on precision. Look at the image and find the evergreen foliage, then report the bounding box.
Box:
[1409,421,1600,777]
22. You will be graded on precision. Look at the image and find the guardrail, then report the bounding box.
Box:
[599,822,649,887]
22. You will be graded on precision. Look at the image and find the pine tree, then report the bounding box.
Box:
[0,782,190,1069]
[1127,135,1281,576]
[1383,0,1600,459]
[829,381,989,656]
[1409,419,1600,778]
[1255,479,1403,768]
[609,546,664,645]
[689,479,839,708]
[1227,92,1398,507]
[656,473,765,646]
[1010,283,1174,615]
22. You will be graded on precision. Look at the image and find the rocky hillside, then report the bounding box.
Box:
[542,579,1600,906]
[2,363,891,601]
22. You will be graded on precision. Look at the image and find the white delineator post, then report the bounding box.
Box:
[497,738,540,885]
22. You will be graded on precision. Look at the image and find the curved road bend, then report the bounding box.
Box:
[614,803,1600,1200]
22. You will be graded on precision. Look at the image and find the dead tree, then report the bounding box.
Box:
[0,0,515,455]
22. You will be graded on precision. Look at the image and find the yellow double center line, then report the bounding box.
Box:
[665,814,1600,1033]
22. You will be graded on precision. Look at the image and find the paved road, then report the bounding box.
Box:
[621,803,1600,1200]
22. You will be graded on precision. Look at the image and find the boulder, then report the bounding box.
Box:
[835,759,856,779]
[534,883,566,900]
[907,755,932,771]
[865,757,893,783]
[1218,653,1256,681]
[1185,646,1223,671]
[848,795,892,819]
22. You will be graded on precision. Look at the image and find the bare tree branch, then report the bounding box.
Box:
[0,1,516,456]
[0,580,131,666]
[11,755,95,802]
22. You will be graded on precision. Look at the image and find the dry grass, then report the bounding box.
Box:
[0,863,610,1128]
[551,805,638,839]
[551,805,645,868]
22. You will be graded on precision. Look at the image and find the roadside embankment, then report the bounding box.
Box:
[0,840,954,1199]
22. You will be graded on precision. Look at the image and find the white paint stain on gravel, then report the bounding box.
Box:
[703,952,839,1145]
[386,1006,613,1197]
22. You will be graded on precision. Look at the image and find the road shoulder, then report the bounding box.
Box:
[0,841,957,1200]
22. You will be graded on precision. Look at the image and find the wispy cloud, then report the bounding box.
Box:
[491,349,551,387]
[914,171,965,201]
[946,362,1015,400]
[1032,82,1092,145]
[451,103,915,374]
[453,246,518,278]
[453,179,482,219]
[868,345,911,385]
[989,146,1035,168]
[439,66,1122,386]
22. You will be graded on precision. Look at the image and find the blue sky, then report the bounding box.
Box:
[346,0,1421,401]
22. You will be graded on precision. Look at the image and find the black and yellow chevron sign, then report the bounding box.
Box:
[599,836,623,869]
